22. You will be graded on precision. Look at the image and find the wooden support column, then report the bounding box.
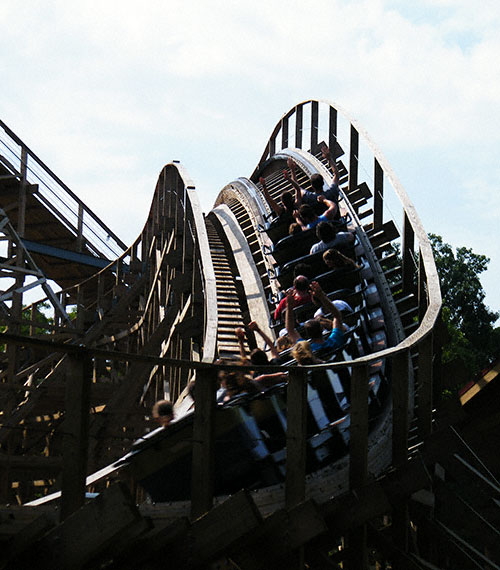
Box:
[75,285,84,333]
[402,213,415,295]
[329,106,337,157]
[61,351,92,521]
[374,158,384,229]
[285,368,308,509]
[391,349,410,567]
[349,364,369,489]
[349,125,359,195]
[295,104,303,149]
[310,100,319,153]
[348,364,369,570]
[281,115,289,149]
[269,135,276,158]
[392,349,409,469]
[417,334,433,440]
[391,507,410,568]
[417,250,427,322]
[190,366,217,520]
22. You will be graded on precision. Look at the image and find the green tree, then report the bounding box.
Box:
[429,233,499,376]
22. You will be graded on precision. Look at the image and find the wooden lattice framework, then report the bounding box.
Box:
[1,101,476,570]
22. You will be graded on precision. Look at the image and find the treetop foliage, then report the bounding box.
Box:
[429,233,499,377]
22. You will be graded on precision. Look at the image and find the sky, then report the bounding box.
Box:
[1,0,499,319]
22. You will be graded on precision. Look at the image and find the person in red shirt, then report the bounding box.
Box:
[274,275,312,321]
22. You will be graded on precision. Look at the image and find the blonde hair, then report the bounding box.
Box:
[291,340,314,364]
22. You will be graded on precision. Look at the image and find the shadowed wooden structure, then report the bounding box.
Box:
[0,102,498,569]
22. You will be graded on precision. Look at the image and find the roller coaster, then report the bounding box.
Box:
[0,101,497,569]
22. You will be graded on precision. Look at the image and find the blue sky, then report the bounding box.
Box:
[1,0,499,319]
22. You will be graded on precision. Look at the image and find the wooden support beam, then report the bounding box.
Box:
[3,512,55,565]
[349,364,369,489]
[418,249,428,322]
[348,523,369,569]
[321,455,431,535]
[269,134,276,158]
[231,499,327,570]
[392,349,410,469]
[190,366,217,520]
[310,100,319,153]
[367,524,428,570]
[402,212,415,295]
[348,364,369,569]
[374,157,384,229]
[349,125,359,194]
[329,106,338,157]
[281,115,289,149]
[0,454,62,471]
[285,368,308,509]
[295,104,303,149]
[61,352,92,521]
[110,517,191,570]
[417,334,433,440]
[27,482,143,570]
[189,490,263,564]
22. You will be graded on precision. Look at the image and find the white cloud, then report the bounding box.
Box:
[1,0,500,311]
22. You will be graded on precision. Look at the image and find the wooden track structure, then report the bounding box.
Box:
[1,101,496,569]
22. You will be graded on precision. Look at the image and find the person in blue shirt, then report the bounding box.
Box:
[293,196,338,231]
[285,281,345,359]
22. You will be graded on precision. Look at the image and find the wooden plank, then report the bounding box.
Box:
[347,181,372,201]
[190,366,217,520]
[285,368,308,509]
[15,482,143,569]
[108,517,191,570]
[188,490,263,563]
[367,219,399,248]
[320,457,430,536]
[0,505,58,540]
[3,513,56,565]
[231,500,327,570]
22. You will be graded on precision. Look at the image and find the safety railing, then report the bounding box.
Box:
[0,120,127,261]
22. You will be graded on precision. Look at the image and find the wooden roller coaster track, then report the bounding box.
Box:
[1,101,495,569]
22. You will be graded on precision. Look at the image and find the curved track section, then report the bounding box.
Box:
[0,100,441,521]
[0,162,219,495]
